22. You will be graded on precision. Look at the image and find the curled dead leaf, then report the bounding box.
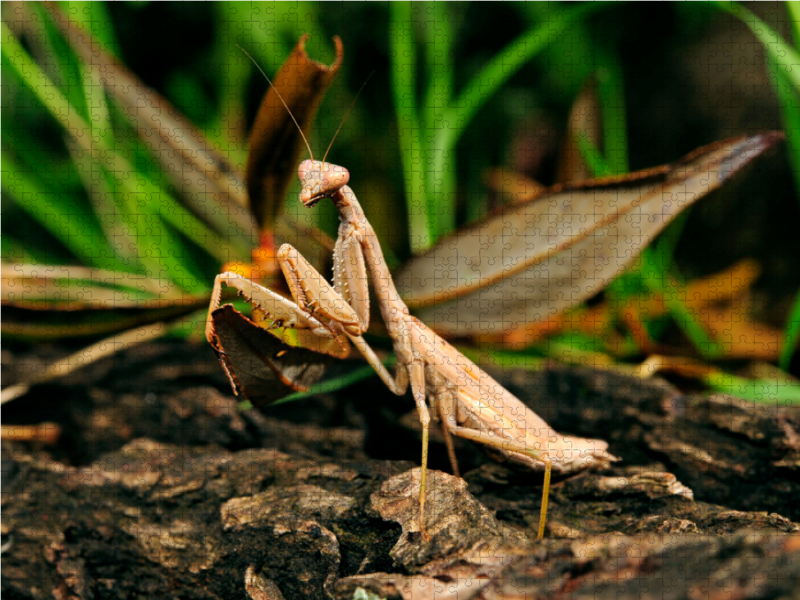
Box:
[246,35,343,234]
[209,304,342,407]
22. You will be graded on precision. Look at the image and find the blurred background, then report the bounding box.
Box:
[3,1,800,398]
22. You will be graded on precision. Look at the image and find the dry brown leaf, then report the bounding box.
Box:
[618,258,777,359]
[245,34,343,234]
[1,264,207,340]
[1,264,199,309]
[701,300,783,360]
[397,133,782,337]
[555,76,602,184]
[1,322,169,404]
[626,258,762,320]
[208,304,342,407]
[500,259,772,358]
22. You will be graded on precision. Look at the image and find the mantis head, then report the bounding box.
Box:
[235,45,362,208]
[298,160,350,206]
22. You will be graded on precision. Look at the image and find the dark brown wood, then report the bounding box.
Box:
[2,342,799,599]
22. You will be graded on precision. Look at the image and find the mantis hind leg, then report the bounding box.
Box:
[431,418,552,541]
[409,360,431,540]
[429,380,460,478]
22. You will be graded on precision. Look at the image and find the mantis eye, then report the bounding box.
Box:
[320,164,350,191]
[298,159,315,183]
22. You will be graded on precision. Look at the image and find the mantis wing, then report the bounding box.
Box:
[419,322,616,475]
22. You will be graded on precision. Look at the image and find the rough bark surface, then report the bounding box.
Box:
[3,341,799,599]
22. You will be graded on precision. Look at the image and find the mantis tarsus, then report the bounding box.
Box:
[206,58,615,540]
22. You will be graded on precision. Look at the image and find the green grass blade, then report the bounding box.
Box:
[1,150,120,269]
[422,2,457,240]
[27,2,89,124]
[779,288,800,371]
[575,87,706,359]
[3,22,240,289]
[717,3,800,92]
[640,244,725,360]
[273,356,397,405]
[595,53,629,175]
[57,0,120,56]
[704,371,800,404]
[2,22,92,157]
[724,1,800,370]
[65,137,140,267]
[1,23,169,282]
[788,2,800,51]
[575,134,613,177]
[765,41,800,205]
[1,216,74,265]
[390,3,431,252]
[440,4,606,159]
[69,14,114,147]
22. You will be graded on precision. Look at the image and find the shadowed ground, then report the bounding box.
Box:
[3,341,799,599]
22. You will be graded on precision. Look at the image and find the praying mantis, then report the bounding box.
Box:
[206,61,615,541]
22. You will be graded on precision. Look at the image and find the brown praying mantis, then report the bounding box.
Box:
[206,60,616,541]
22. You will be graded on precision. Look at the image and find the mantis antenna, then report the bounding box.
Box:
[236,44,315,161]
[322,72,374,164]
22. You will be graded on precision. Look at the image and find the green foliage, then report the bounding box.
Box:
[2,13,234,293]
[2,2,798,395]
[390,2,607,250]
[717,2,800,371]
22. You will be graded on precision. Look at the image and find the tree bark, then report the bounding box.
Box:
[3,342,799,599]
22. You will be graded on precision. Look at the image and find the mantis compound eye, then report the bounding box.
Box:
[297,159,315,183]
[323,163,350,188]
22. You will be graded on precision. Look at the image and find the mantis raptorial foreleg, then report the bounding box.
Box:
[229,231,434,531]
[205,271,340,351]
[280,239,435,529]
